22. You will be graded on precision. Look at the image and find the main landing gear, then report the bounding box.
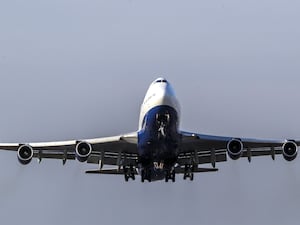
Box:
[183,164,194,181]
[140,166,176,183]
[141,168,152,183]
[165,168,175,182]
[123,165,136,182]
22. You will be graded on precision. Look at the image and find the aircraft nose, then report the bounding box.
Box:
[155,85,176,107]
[154,78,168,83]
[161,82,174,97]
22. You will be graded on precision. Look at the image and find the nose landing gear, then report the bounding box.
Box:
[156,113,170,139]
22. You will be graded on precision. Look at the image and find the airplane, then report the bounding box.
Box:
[0,77,299,182]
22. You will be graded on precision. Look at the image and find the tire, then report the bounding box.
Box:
[172,170,175,182]
[141,169,145,183]
[190,173,194,181]
[125,175,129,182]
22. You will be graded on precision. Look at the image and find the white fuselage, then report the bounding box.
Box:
[138,78,181,130]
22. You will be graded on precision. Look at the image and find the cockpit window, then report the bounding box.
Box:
[155,79,167,83]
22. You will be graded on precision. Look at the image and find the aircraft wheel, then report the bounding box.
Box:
[190,173,194,181]
[125,174,129,182]
[147,169,152,182]
[172,170,175,182]
[165,170,169,182]
[141,170,145,183]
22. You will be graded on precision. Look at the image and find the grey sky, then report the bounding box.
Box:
[1,0,300,225]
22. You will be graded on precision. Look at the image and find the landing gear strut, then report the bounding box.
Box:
[165,168,175,182]
[124,165,136,182]
[141,168,152,183]
[183,164,194,181]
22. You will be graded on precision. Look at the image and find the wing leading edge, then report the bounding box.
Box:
[179,131,299,167]
[0,132,138,167]
[0,130,299,179]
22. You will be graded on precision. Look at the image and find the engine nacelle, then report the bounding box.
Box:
[282,141,298,161]
[75,141,92,162]
[17,144,34,165]
[227,139,244,160]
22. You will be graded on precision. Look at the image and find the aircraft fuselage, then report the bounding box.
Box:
[137,78,181,181]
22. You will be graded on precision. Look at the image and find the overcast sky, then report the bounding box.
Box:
[1,0,300,225]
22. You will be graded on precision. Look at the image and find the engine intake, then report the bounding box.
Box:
[227,139,244,160]
[75,141,92,162]
[282,141,298,161]
[17,144,34,165]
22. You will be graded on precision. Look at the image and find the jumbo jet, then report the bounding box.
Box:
[0,78,299,182]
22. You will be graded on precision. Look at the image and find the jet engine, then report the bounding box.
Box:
[17,144,34,165]
[282,141,298,161]
[227,139,244,160]
[75,141,92,162]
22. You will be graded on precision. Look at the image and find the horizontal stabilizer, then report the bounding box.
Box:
[175,167,218,174]
[86,168,138,175]
[86,167,218,175]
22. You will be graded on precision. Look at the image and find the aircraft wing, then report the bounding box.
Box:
[0,132,138,167]
[178,131,300,166]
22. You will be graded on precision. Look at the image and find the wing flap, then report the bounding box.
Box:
[180,131,297,166]
[87,152,138,166]
[178,151,227,165]
[0,132,138,167]
[241,148,282,158]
